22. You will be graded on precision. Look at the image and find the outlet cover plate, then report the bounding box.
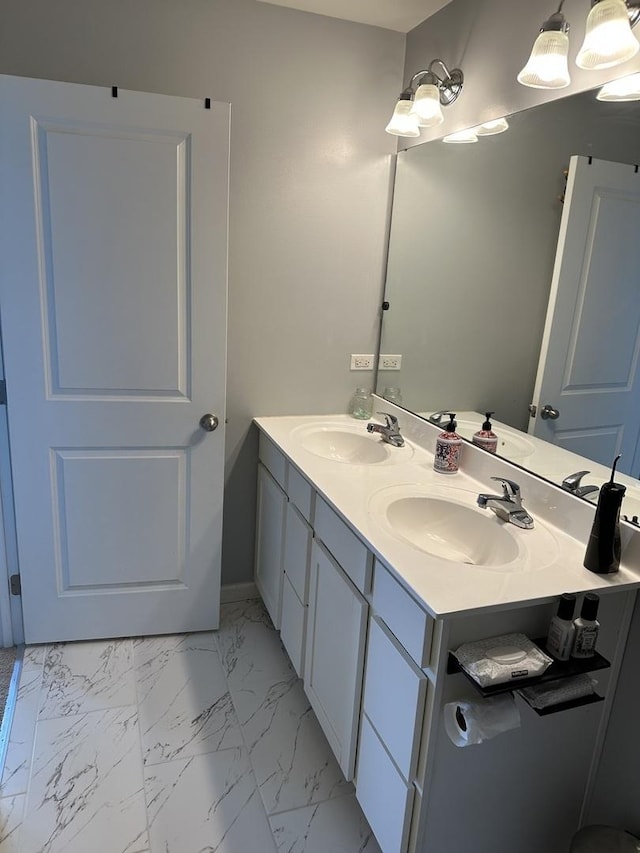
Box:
[379,354,402,370]
[350,354,375,370]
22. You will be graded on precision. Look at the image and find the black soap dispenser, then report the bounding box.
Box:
[583,454,626,574]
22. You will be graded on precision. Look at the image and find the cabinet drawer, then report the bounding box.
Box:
[314,496,372,594]
[363,617,427,783]
[373,561,433,668]
[356,714,414,853]
[283,502,312,604]
[280,575,306,679]
[258,433,287,490]
[288,464,314,522]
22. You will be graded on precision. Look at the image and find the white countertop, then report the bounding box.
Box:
[254,408,640,619]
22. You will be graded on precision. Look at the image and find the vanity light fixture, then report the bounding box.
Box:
[385,59,464,137]
[518,4,572,88]
[442,128,479,143]
[475,117,510,135]
[596,69,640,96]
[518,0,640,89]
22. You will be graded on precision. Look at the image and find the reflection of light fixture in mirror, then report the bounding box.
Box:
[519,0,640,88]
[596,70,640,97]
[518,6,571,88]
[475,117,510,135]
[385,92,420,137]
[577,0,640,68]
[385,59,464,137]
[442,128,479,143]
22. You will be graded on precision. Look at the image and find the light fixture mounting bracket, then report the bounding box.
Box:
[410,59,464,107]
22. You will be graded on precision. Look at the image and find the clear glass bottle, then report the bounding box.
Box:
[349,387,373,419]
[383,386,403,405]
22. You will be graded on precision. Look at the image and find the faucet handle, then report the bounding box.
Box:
[562,470,590,491]
[490,476,520,498]
[376,412,399,429]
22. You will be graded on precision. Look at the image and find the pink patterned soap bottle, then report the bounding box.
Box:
[434,413,462,474]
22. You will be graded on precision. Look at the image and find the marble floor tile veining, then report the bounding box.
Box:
[1,598,378,853]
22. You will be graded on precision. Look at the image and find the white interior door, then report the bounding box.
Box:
[530,155,640,476]
[0,75,230,643]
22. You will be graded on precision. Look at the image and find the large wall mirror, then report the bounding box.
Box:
[377,84,640,502]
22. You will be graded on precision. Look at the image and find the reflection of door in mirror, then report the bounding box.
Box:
[531,156,640,477]
[378,89,640,487]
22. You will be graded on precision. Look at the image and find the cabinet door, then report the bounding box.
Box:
[305,540,367,781]
[254,463,286,628]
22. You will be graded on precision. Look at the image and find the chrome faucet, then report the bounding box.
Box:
[477,477,534,529]
[562,470,599,499]
[367,412,405,448]
[428,410,450,426]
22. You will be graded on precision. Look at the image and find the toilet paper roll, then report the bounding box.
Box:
[444,694,520,747]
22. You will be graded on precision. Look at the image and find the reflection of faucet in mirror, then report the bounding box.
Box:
[428,410,450,426]
[562,471,599,499]
[477,477,534,529]
[367,412,405,447]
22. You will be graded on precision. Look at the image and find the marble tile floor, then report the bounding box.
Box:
[0,599,381,853]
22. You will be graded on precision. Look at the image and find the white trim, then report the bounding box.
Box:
[220,582,259,604]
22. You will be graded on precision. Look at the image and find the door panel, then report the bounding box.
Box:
[530,156,640,473]
[37,120,190,396]
[0,75,230,642]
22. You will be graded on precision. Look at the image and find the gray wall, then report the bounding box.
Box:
[0,0,405,584]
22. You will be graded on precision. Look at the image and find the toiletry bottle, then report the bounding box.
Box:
[472,412,498,454]
[349,387,373,420]
[571,593,600,658]
[546,593,577,661]
[434,413,462,474]
[583,454,626,574]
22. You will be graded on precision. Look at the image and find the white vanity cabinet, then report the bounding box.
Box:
[253,418,639,853]
[356,562,433,853]
[254,461,286,629]
[305,538,368,780]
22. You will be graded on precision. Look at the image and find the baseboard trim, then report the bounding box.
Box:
[220,582,259,604]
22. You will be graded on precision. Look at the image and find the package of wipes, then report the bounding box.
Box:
[453,633,553,687]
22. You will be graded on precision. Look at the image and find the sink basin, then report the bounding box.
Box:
[369,484,559,570]
[384,495,519,565]
[292,422,414,465]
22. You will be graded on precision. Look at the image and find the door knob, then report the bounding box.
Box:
[199,413,219,432]
[540,404,560,420]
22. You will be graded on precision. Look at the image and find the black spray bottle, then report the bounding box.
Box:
[583,454,626,574]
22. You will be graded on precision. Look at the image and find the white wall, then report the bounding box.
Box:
[0,0,405,584]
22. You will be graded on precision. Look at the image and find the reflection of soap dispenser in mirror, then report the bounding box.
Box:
[434,413,462,474]
[472,412,498,454]
[583,454,626,575]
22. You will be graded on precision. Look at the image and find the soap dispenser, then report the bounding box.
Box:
[583,454,626,575]
[472,412,498,454]
[434,413,462,474]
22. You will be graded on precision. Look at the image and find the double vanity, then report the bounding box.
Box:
[253,401,640,853]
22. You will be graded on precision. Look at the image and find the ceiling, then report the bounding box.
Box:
[254,0,454,33]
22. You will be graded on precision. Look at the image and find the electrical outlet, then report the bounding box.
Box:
[379,354,402,370]
[350,354,375,371]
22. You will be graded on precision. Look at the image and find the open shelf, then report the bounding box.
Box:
[523,692,605,716]
[447,638,610,699]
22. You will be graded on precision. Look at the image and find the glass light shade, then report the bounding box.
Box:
[475,117,510,136]
[576,0,640,70]
[517,30,571,88]
[597,71,640,99]
[385,99,420,137]
[442,128,478,144]
[409,83,444,127]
